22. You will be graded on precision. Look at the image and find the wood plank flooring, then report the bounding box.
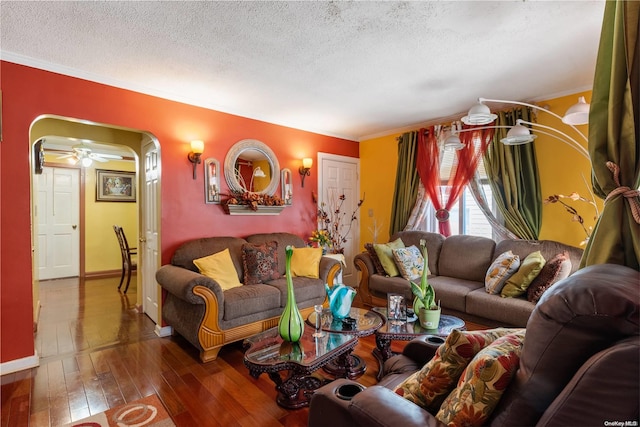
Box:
[1,276,486,427]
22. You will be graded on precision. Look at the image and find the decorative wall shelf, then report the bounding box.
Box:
[223,204,285,215]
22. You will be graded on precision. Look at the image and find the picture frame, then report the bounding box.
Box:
[204,158,221,204]
[96,169,136,202]
[387,293,407,325]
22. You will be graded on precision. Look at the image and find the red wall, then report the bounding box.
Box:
[0,61,359,364]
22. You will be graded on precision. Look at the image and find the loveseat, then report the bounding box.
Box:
[309,263,640,427]
[355,231,584,327]
[156,232,341,362]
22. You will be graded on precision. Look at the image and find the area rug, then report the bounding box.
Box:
[63,394,175,427]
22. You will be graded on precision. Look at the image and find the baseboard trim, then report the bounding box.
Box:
[155,325,172,337]
[0,352,39,375]
[84,270,121,279]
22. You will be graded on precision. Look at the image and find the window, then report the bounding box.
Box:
[419,148,499,239]
[421,182,496,239]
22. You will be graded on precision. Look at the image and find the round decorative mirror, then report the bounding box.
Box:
[224,139,280,196]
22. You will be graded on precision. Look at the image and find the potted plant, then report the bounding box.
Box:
[410,239,441,329]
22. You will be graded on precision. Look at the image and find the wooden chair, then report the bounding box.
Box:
[113,225,137,293]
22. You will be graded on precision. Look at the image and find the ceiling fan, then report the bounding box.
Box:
[57,144,123,167]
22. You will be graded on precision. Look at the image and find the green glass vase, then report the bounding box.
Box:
[278,246,304,342]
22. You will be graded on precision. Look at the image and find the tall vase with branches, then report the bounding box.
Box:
[316,192,365,254]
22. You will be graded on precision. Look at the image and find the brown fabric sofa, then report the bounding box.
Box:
[355,231,584,327]
[156,232,341,362]
[309,263,640,427]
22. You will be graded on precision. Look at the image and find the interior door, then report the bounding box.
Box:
[142,141,160,324]
[37,167,80,280]
[318,154,360,287]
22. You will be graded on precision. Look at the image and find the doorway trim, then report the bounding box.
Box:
[29,114,162,332]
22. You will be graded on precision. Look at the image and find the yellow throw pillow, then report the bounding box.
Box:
[501,251,546,298]
[193,248,242,291]
[290,247,322,278]
[373,238,405,277]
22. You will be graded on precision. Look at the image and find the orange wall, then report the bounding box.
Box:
[0,61,358,364]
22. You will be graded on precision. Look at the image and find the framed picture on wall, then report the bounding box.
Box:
[96,169,136,202]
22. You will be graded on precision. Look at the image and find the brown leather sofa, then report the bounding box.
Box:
[308,263,640,427]
[156,232,341,362]
[356,231,584,327]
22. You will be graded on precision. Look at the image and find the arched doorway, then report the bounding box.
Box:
[29,115,162,329]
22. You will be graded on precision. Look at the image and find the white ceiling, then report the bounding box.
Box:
[1,1,606,141]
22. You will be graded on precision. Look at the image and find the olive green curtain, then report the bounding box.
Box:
[483,107,542,240]
[390,131,420,236]
[581,0,639,269]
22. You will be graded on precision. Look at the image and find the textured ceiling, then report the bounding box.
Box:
[1,1,606,141]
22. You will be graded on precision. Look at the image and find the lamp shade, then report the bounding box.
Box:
[562,96,590,125]
[443,134,465,150]
[190,140,205,154]
[302,158,313,169]
[462,102,497,125]
[501,123,538,145]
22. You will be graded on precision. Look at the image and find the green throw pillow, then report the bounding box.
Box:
[373,238,405,277]
[501,251,546,298]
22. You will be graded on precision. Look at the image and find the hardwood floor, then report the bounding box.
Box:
[2,277,487,427]
[0,277,398,426]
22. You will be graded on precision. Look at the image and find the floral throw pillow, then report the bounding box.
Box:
[526,251,572,303]
[241,241,281,285]
[393,328,522,413]
[392,245,430,281]
[485,251,520,295]
[436,330,526,427]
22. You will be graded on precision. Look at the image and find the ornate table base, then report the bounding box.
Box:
[266,372,327,409]
[322,352,366,379]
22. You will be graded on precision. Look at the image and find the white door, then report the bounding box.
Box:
[142,141,160,324]
[37,167,80,280]
[318,153,360,287]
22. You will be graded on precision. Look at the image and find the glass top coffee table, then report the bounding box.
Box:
[371,307,466,380]
[306,307,385,378]
[244,326,357,409]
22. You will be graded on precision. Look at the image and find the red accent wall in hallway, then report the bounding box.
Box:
[0,61,359,364]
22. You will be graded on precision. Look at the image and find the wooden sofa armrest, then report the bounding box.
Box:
[320,257,342,285]
[354,252,376,306]
[156,264,225,306]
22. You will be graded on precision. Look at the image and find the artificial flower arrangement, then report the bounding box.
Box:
[544,191,599,245]
[309,229,332,247]
[225,191,284,211]
[316,192,365,253]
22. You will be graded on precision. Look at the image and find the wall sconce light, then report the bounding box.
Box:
[299,157,313,187]
[188,140,204,180]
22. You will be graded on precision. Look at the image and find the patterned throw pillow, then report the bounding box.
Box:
[392,245,430,281]
[485,251,520,295]
[394,328,522,413]
[527,251,572,303]
[241,241,281,285]
[373,238,405,277]
[501,251,546,298]
[436,330,526,427]
[365,243,387,275]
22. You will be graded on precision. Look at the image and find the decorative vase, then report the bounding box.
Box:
[325,283,356,319]
[419,307,441,329]
[278,246,304,342]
